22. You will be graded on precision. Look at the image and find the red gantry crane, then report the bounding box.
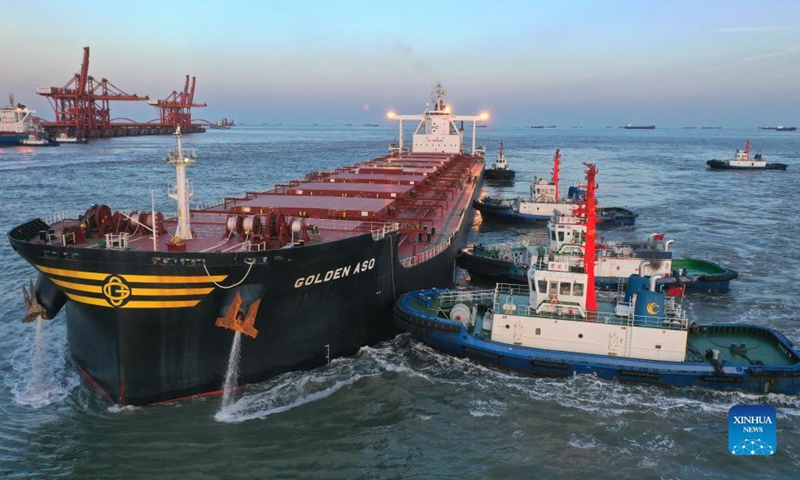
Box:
[37,47,208,139]
[37,47,149,138]
[148,75,207,131]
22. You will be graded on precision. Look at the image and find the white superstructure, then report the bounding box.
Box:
[540,211,674,277]
[491,141,509,170]
[483,264,688,362]
[387,84,488,155]
[727,141,766,168]
[1,94,35,134]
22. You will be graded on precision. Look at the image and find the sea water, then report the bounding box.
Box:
[1,126,799,478]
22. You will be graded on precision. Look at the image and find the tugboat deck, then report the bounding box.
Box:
[406,290,797,367]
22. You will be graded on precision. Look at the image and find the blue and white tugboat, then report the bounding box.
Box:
[473,150,637,227]
[19,131,58,147]
[483,141,515,181]
[707,141,787,171]
[458,210,737,293]
[396,164,800,394]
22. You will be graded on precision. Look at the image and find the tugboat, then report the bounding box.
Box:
[473,150,637,227]
[707,141,787,171]
[54,132,88,144]
[483,141,515,181]
[458,210,737,293]
[8,84,488,406]
[19,131,58,147]
[395,164,800,394]
[1,95,36,147]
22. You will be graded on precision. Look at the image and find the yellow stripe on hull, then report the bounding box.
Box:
[135,287,214,296]
[64,292,201,309]
[51,278,102,294]
[37,265,228,284]
[51,279,213,297]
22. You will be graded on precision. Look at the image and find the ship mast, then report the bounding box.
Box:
[166,127,195,241]
[552,149,561,200]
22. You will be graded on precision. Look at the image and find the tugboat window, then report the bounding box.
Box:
[538,280,548,293]
[550,281,558,293]
[560,282,571,295]
[558,231,565,242]
[550,230,556,241]
[573,283,584,296]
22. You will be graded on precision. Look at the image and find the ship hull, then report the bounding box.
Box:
[458,249,736,293]
[394,295,800,395]
[483,169,515,181]
[473,200,637,228]
[0,133,27,146]
[9,186,479,405]
[706,160,788,171]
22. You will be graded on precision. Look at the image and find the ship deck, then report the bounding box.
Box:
[36,151,484,264]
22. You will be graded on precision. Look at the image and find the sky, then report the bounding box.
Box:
[2,0,799,127]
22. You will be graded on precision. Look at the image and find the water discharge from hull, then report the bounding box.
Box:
[216,331,243,420]
[31,318,45,393]
[10,316,79,408]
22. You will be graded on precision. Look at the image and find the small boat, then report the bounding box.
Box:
[624,124,655,130]
[54,132,87,144]
[530,125,545,129]
[19,133,58,147]
[209,118,235,130]
[395,164,800,395]
[707,141,787,171]
[473,150,637,227]
[458,212,737,293]
[776,125,797,132]
[483,141,515,181]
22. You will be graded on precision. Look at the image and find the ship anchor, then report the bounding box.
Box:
[215,292,260,339]
[22,279,47,323]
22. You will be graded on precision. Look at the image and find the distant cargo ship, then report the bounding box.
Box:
[0,95,35,146]
[623,124,655,130]
[759,125,797,131]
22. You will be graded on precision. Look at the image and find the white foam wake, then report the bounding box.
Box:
[8,318,79,408]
